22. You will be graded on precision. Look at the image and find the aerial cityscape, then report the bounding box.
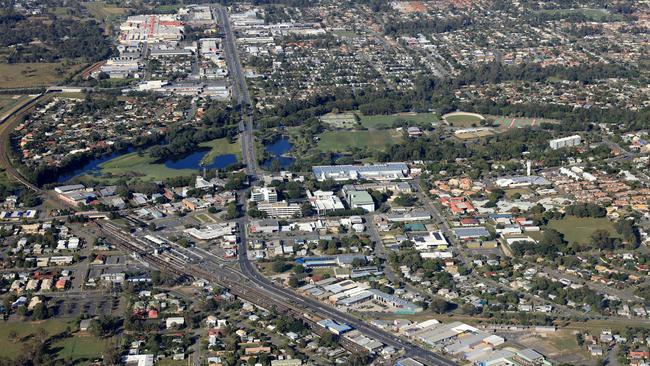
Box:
[0,0,648,365]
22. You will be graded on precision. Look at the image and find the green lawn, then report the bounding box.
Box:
[82,2,128,20]
[198,137,241,165]
[536,8,624,21]
[52,335,110,364]
[360,112,438,129]
[96,152,197,182]
[317,130,403,152]
[443,112,484,127]
[0,319,72,359]
[548,217,620,244]
[489,115,559,130]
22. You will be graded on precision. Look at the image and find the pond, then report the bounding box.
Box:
[57,148,238,182]
[262,137,295,169]
[164,149,238,170]
[56,148,134,183]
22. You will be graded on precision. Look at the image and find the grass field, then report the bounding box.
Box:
[198,137,241,166]
[537,8,624,21]
[454,129,495,140]
[0,319,72,359]
[489,115,559,130]
[97,152,197,182]
[52,334,110,363]
[317,130,403,152]
[443,112,485,127]
[0,63,76,89]
[83,2,128,20]
[320,112,358,129]
[548,217,620,244]
[360,112,438,129]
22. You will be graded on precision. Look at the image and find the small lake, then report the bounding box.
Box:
[56,148,134,183]
[57,148,238,182]
[262,137,295,169]
[164,149,238,170]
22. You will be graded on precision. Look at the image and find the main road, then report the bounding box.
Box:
[214,5,456,365]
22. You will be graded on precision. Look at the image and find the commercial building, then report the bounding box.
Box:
[495,176,551,188]
[346,190,375,212]
[549,135,581,150]
[257,201,301,218]
[411,231,449,251]
[250,187,278,203]
[250,219,280,233]
[312,162,409,181]
[307,190,345,214]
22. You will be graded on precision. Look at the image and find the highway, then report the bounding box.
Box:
[212,5,457,365]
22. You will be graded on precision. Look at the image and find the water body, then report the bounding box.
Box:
[262,137,295,169]
[56,148,134,183]
[57,148,238,182]
[163,149,238,170]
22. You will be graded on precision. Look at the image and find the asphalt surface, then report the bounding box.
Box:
[215,5,457,365]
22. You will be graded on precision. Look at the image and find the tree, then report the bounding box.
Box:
[272,259,287,273]
[31,303,48,320]
[148,223,157,231]
[430,298,451,314]
[288,276,300,288]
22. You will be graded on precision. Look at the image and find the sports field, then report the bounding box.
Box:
[548,217,620,245]
[454,129,496,140]
[320,112,358,129]
[443,112,484,127]
[360,112,438,129]
[536,8,624,21]
[490,115,559,131]
[317,130,403,152]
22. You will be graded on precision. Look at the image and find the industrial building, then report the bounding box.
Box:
[346,190,375,212]
[312,162,409,181]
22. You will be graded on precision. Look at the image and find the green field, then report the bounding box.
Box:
[490,115,559,130]
[83,2,128,20]
[198,137,241,165]
[0,319,72,359]
[443,112,484,127]
[52,335,110,364]
[320,112,358,129]
[360,112,438,129]
[548,217,620,244]
[90,137,240,182]
[537,8,624,21]
[317,130,403,152]
[96,152,196,182]
[0,63,77,89]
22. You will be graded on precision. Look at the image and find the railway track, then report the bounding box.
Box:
[98,220,370,355]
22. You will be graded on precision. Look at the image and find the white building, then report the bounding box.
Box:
[549,135,581,150]
[250,187,278,203]
[307,190,344,214]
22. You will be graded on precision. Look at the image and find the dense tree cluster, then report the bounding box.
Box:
[0,12,112,63]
